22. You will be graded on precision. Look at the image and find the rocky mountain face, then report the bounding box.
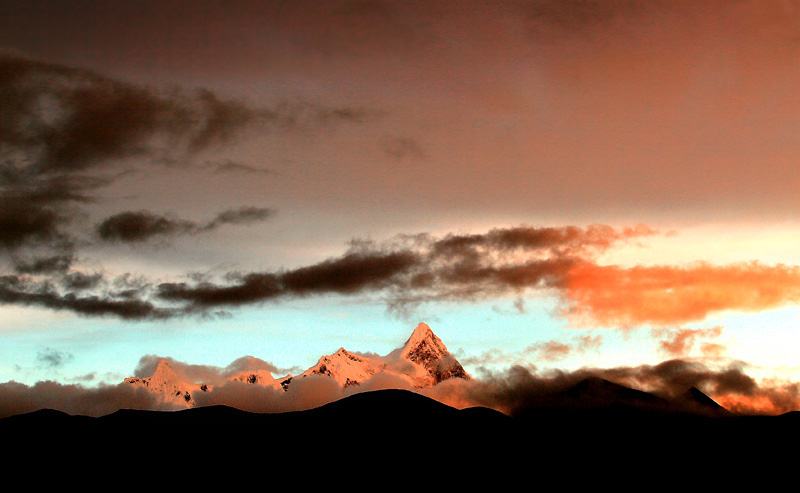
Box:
[123,322,471,406]
[295,322,471,388]
[391,322,470,386]
[227,369,281,388]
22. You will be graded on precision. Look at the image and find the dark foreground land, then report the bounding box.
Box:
[2,381,796,483]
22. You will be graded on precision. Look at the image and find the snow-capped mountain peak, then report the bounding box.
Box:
[399,322,447,360]
[122,323,470,405]
[228,369,279,387]
[124,358,207,407]
[394,322,470,386]
[294,323,469,389]
[301,347,385,387]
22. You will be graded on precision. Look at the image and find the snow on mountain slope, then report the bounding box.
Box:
[124,359,208,407]
[123,323,470,404]
[227,369,282,389]
[294,322,470,389]
[389,322,470,387]
[300,347,387,387]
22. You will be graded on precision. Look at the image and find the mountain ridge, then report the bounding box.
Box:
[3,385,788,484]
[124,322,472,406]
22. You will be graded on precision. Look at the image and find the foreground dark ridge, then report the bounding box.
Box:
[3,386,791,485]
[3,382,797,452]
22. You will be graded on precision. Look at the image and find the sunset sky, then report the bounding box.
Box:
[2,0,800,416]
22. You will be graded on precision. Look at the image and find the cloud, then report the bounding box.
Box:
[0,274,173,320]
[437,357,800,416]
[93,206,275,244]
[2,352,798,418]
[462,333,603,367]
[96,211,196,243]
[7,218,800,331]
[380,136,426,161]
[0,53,368,262]
[0,380,169,419]
[193,355,800,416]
[0,223,660,319]
[222,356,285,378]
[0,54,366,174]
[564,261,800,327]
[5,220,800,331]
[203,206,275,230]
[36,348,74,368]
[12,253,75,274]
[529,333,603,362]
[208,160,274,175]
[156,249,420,308]
[153,224,651,312]
[653,326,725,357]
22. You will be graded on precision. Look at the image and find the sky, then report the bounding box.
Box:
[2,0,800,417]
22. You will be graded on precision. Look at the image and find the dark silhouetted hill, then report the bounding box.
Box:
[2,383,795,480]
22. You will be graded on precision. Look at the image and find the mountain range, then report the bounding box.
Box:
[123,322,470,406]
[3,322,794,480]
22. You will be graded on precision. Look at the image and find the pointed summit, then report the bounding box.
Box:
[397,322,470,386]
[123,358,206,407]
[678,387,731,416]
[151,358,178,379]
[289,323,471,391]
[408,322,435,342]
[403,322,438,354]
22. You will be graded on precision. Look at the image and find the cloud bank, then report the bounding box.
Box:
[5,220,800,332]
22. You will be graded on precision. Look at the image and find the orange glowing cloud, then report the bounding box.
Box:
[654,326,725,357]
[565,261,800,327]
[712,388,800,416]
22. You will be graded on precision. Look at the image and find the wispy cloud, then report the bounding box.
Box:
[95,206,274,243]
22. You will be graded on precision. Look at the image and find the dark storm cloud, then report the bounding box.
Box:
[96,206,274,243]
